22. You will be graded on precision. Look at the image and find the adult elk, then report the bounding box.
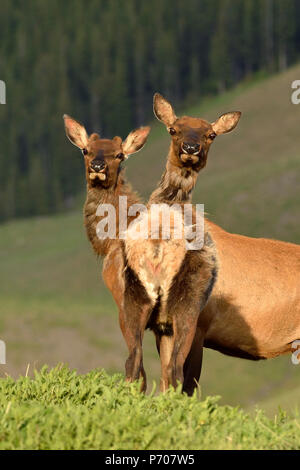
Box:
[153,93,300,396]
[63,115,150,389]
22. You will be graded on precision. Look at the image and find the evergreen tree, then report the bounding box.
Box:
[0,0,298,221]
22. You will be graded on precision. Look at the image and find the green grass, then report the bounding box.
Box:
[0,366,299,450]
[0,65,300,421]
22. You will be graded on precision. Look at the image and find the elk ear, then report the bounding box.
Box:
[90,133,100,141]
[113,136,122,146]
[211,111,241,135]
[153,93,177,127]
[63,114,89,150]
[122,126,151,157]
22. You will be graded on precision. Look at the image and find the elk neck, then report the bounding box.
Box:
[148,148,199,205]
[84,170,140,257]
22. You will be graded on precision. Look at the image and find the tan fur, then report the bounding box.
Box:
[200,220,300,360]
[149,161,199,204]
[160,335,174,392]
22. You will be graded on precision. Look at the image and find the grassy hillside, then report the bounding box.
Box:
[0,65,300,417]
[0,366,299,450]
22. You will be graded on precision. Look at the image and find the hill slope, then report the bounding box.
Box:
[0,66,300,415]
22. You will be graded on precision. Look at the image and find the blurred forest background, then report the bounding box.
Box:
[0,1,300,414]
[0,0,300,220]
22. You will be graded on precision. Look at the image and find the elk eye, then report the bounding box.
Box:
[209,133,216,140]
[116,152,124,160]
[169,127,176,135]
[82,148,88,155]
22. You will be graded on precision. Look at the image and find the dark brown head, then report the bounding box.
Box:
[153,93,241,171]
[63,115,150,188]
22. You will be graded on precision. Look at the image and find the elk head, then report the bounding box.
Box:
[153,93,241,172]
[63,115,150,188]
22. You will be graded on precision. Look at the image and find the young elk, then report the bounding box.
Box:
[122,93,237,392]
[150,93,241,205]
[63,115,150,389]
[124,200,218,392]
[153,94,300,397]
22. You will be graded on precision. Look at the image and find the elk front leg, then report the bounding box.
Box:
[164,248,215,391]
[158,314,199,392]
[168,313,199,390]
[119,302,152,392]
[183,327,204,396]
[159,334,175,392]
[103,251,148,387]
[156,319,203,396]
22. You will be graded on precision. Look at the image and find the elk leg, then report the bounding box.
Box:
[102,249,151,385]
[119,303,152,392]
[155,333,161,355]
[165,247,217,391]
[159,334,175,392]
[168,314,199,389]
[157,326,201,393]
[158,295,205,391]
[183,327,204,396]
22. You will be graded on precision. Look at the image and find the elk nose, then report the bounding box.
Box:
[182,142,200,154]
[91,160,105,173]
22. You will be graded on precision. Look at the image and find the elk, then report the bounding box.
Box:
[123,94,224,391]
[124,200,218,392]
[152,93,300,396]
[63,115,151,389]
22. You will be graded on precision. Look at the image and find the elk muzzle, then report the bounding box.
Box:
[89,159,107,181]
[180,142,201,164]
[182,142,200,155]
